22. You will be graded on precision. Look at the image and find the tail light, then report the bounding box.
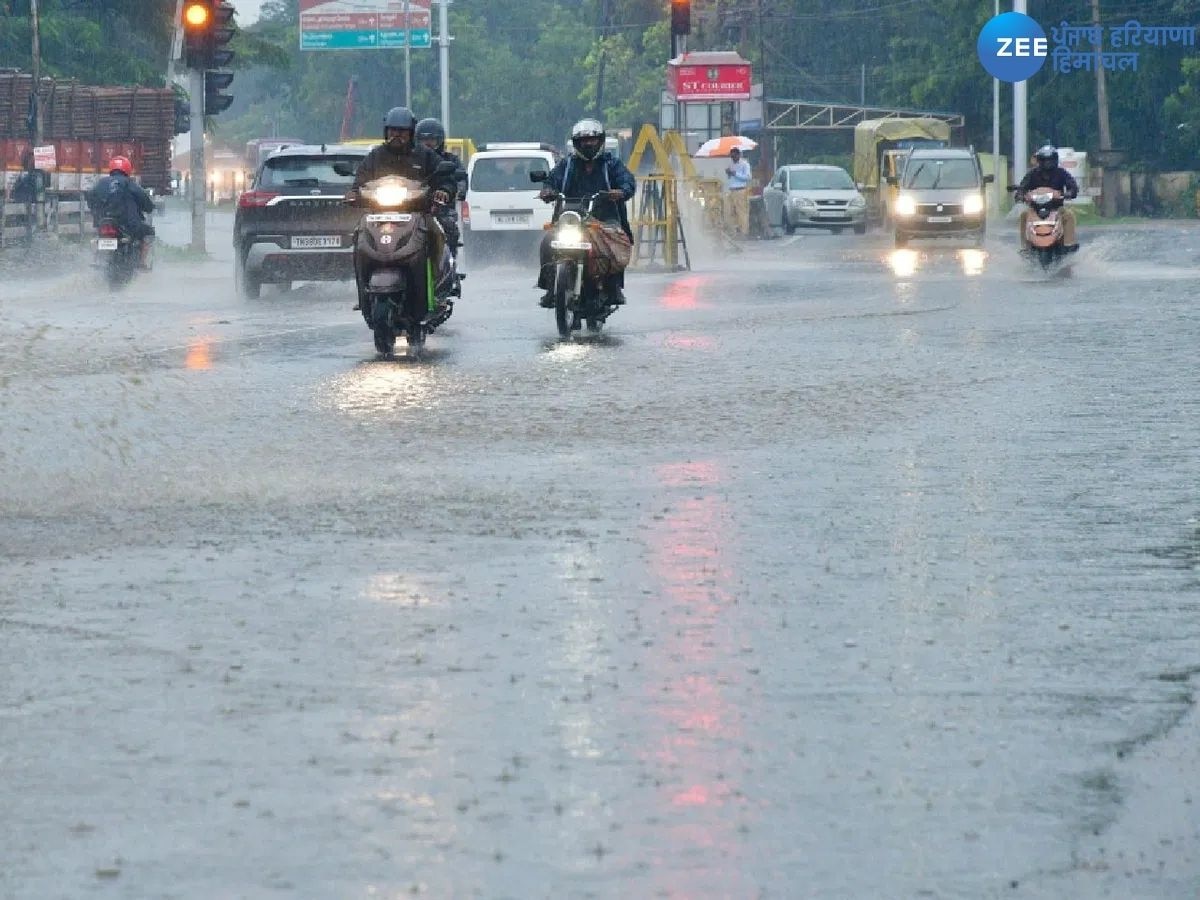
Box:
[460,200,470,225]
[98,223,119,237]
[238,190,279,208]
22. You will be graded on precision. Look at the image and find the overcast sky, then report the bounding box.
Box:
[237,0,266,25]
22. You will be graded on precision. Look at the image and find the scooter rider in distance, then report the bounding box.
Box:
[86,155,155,269]
[415,117,467,289]
[347,106,456,313]
[1016,145,1080,253]
[536,118,635,307]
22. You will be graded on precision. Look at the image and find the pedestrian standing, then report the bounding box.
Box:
[724,147,752,238]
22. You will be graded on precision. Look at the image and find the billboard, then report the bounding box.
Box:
[300,0,431,51]
[667,53,753,101]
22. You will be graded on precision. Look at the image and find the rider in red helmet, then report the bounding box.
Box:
[86,155,155,268]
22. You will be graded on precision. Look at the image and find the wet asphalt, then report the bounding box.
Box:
[1,208,1199,898]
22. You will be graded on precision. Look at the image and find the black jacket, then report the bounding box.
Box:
[352,142,455,197]
[86,173,153,228]
[1018,166,1079,199]
[545,151,636,236]
[439,149,468,199]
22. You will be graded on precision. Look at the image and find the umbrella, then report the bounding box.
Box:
[694,135,758,158]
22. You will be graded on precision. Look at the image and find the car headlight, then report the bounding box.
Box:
[794,197,816,209]
[894,194,917,216]
[962,194,984,215]
[849,195,866,208]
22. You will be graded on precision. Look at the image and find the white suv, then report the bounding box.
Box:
[463,143,560,262]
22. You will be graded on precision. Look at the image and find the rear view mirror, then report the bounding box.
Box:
[885,175,898,186]
[332,161,357,177]
[529,170,549,183]
[982,174,995,184]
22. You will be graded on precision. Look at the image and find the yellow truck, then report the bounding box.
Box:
[341,136,477,163]
[852,118,951,227]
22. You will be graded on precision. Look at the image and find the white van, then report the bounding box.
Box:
[463,142,559,261]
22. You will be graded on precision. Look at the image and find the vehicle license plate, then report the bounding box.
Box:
[927,216,953,223]
[97,238,118,250]
[365,213,411,223]
[291,235,341,249]
[816,210,843,217]
[494,213,531,225]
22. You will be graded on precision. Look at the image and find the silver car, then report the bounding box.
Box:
[762,164,868,235]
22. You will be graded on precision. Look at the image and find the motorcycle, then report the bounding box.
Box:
[95,217,144,289]
[348,163,458,358]
[531,174,622,339]
[1012,186,1077,270]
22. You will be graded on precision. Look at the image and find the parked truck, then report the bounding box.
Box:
[852,117,952,228]
[1,71,175,246]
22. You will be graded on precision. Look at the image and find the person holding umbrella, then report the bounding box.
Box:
[724,146,752,238]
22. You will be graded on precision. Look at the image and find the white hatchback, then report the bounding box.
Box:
[463,143,559,262]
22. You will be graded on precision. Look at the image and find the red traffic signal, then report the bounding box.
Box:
[670,0,691,36]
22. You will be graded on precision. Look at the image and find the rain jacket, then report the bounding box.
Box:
[544,151,635,239]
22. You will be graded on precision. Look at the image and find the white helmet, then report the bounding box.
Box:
[570,118,605,160]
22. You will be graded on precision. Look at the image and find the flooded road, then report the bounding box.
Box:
[2,215,1199,898]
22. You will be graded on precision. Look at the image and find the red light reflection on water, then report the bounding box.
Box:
[661,333,717,351]
[185,338,213,371]
[636,459,753,891]
[658,274,712,310]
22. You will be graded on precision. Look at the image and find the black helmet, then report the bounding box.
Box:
[570,118,605,161]
[1034,144,1058,171]
[415,118,446,153]
[382,106,417,150]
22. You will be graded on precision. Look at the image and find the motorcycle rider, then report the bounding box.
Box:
[347,106,456,315]
[536,118,635,307]
[1015,145,1080,252]
[415,117,467,272]
[86,156,155,268]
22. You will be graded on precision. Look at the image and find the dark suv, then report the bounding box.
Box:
[233,143,368,299]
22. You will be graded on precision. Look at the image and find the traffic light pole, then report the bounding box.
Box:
[189,66,206,253]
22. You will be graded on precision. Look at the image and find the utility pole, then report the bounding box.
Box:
[992,0,1001,217]
[437,0,451,135]
[28,0,43,237]
[1091,0,1116,216]
[403,0,411,109]
[190,66,205,252]
[1012,0,1027,186]
[166,0,185,87]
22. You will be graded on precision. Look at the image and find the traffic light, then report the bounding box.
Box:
[204,69,235,115]
[181,0,236,69]
[670,0,690,36]
[182,0,212,69]
[210,2,237,68]
[174,96,191,134]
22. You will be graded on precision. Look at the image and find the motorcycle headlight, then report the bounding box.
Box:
[370,184,408,206]
[962,194,984,215]
[557,225,584,244]
[895,194,917,216]
[849,195,866,208]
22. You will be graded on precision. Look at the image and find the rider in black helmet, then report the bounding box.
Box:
[346,106,457,314]
[1016,144,1080,251]
[415,117,467,274]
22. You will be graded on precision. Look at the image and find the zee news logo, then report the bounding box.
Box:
[995,36,1048,58]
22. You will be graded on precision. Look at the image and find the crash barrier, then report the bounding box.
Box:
[1,191,93,249]
[631,175,690,271]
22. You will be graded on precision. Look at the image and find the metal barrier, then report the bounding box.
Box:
[1,190,92,249]
[631,174,690,271]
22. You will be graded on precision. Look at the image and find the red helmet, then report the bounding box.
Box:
[108,156,133,176]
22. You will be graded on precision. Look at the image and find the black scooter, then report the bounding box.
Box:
[346,161,458,358]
